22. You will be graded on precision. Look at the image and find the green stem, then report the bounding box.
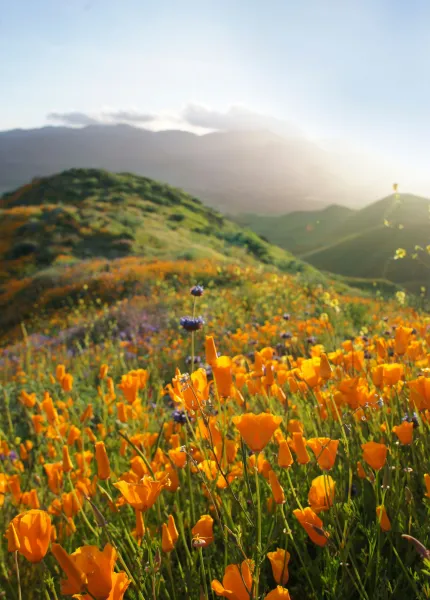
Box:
[254,458,262,599]
[199,547,209,600]
[14,552,22,600]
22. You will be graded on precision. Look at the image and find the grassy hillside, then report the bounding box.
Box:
[234,204,355,254]
[238,193,430,291]
[0,168,310,338]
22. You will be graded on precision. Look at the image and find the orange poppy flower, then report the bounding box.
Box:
[192,514,214,547]
[293,507,328,546]
[392,421,413,445]
[95,441,111,480]
[308,475,335,512]
[232,413,282,452]
[267,548,290,585]
[264,587,291,600]
[361,442,387,470]
[211,559,253,599]
[7,510,52,562]
[52,542,126,597]
[376,505,391,531]
[114,476,165,511]
[162,515,179,553]
[307,438,339,470]
[395,326,413,355]
[382,364,404,386]
[44,462,63,494]
[168,447,187,468]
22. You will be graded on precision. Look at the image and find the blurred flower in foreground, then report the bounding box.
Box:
[211,559,253,598]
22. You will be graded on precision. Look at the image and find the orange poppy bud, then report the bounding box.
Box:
[8,510,52,562]
[95,441,110,480]
[267,548,290,585]
[232,413,282,453]
[278,440,294,469]
[213,356,233,397]
[31,415,45,434]
[41,393,58,425]
[319,353,332,380]
[99,364,109,379]
[83,427,96,443]
[205,336,218,365]
[56,364,66,382]
[293,507,328,546]
[62,445,74,473]
[361,442,387,470]
[356,461,367,479]
[269,471,285,504]
[67,425,81,446]
[423,474,430,498]
[376,505,391,531]
[292,432,310,465]
[61,373,73,392]
[117,402,127,423]
[80,404,93,423]
[162,515,179,552]
[307,438,339,471]
[192,515,214,547]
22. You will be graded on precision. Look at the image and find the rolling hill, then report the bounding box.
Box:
[236,193,430,292]
[234,204,356,255]
[0,124,386,214]
[0,168,311,338]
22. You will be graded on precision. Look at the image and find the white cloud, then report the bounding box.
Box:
[182,104,304,138]
[47,109,156,127]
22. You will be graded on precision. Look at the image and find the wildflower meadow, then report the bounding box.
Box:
[1,263,430,600]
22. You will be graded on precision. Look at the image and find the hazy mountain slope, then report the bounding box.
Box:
[238,193,430,291]
[0,124,375,213]
[0,168,312,335]
[234,204,355,254]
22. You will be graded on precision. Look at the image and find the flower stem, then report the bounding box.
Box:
[254,458,262,599]
[14,552,22,600]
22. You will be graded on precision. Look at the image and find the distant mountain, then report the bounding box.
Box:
[236,193,430,292]
[0,168,310,334]
[0,124,385,214]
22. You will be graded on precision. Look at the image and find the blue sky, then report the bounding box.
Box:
[2,0,430,187]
